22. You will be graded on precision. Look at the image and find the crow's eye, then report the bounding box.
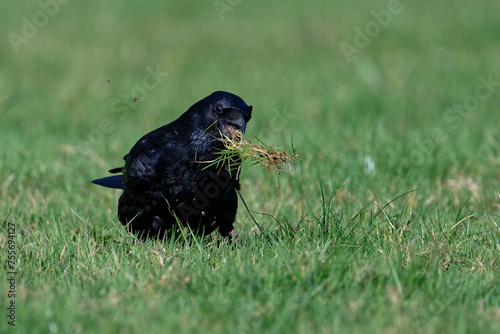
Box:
[214,106,223,115]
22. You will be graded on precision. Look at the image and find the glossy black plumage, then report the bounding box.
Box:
[92,91,252,240]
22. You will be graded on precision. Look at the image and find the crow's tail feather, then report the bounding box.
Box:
[92,175,124,190]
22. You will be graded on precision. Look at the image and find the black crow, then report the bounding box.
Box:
[92,91,252,240]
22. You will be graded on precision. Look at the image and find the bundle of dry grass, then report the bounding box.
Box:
[205,130,299,174]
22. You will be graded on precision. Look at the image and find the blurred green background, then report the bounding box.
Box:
[1,0,500,333]
[2,0,500,199]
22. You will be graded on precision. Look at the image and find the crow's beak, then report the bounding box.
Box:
[224,117,246,135]
[232,117,246,134]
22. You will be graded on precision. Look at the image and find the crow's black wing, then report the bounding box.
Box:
[109,167,123,173]
[120,125,181,191]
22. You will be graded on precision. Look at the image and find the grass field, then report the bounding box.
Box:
[1,0,500,333]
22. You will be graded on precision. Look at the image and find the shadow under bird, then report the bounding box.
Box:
[92,91,252,240]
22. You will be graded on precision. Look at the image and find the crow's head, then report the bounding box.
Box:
[189,91,252,136]
[209,91,252,135]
